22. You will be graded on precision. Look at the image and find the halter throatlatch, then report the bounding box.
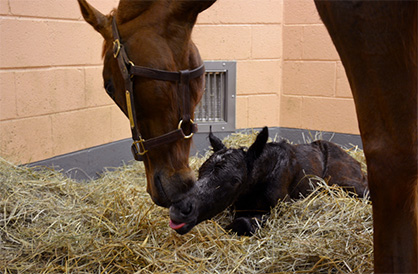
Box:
[111,17,205,160]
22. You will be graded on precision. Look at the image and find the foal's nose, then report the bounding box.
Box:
[180,201,193,217]
[170,198,195,220]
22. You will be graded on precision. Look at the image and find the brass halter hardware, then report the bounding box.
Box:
[178,119,195,139]
[125,90,135,129]
[113,39,121,58]
[132,139,148,156]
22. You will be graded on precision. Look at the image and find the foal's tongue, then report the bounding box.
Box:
[169,219,186,230]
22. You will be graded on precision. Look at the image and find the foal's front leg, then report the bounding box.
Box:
[226,213,268,236]
[226,189,290,236]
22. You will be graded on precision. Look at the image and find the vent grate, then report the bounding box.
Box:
[195,71,226,123]
[194,61,236,133]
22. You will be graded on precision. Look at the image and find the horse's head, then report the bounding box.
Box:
[78,0,216,207]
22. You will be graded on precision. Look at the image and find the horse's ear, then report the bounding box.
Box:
[173,0,216,22]
[190,0,217,14]
[77,0,112,40]
[246,127,268,163]
[209,126,226,152]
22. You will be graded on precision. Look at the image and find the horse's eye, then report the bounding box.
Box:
[104,79,116,99]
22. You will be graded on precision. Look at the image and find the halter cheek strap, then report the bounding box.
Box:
[111,17,205,160]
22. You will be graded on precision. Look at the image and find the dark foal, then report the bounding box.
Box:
[169,127,368,235]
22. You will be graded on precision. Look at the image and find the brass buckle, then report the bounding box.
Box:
[113,39,121,58]
[178,119,195,139]
[133,139,148,156]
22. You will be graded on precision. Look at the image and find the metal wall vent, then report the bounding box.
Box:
[195,61,236,132]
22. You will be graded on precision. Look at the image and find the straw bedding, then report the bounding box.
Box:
[1,132,373,273]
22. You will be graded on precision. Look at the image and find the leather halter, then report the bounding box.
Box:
[111,17,205,161]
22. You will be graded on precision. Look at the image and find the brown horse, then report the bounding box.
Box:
[77,0,215,208]
[314,1,417,273]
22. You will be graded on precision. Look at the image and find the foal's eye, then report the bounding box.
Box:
[229,178,241,186]
[214,161,224,170]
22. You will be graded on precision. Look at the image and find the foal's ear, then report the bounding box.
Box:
[78,0,112,40]
[209,127,226,152]
[173,0,217,22]
[246,127,269,162]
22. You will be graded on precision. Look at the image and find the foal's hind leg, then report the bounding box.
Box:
[315,1,417,272]
[315,140,368,198]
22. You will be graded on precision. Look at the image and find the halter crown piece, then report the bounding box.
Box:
[111,17,205,160]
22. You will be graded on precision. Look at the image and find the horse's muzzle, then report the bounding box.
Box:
[150,171,196,208]
[150,174,172,208]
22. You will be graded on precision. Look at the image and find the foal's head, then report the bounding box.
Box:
[78,0,216,207]
[169,128,269,234]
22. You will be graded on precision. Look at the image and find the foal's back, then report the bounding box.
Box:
[292,140,368,198]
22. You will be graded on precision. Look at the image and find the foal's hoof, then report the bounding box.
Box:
[226,217,259,236]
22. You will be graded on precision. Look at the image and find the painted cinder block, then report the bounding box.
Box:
[283,25,339,61]
[247,94,279,128]
[283,25,303,60]
[193,25,252,60]
[51,107,113,156]
[0,18,103,68]
[197,0,282,24]
[235,96,249,129]
[237,60,281,96]
[252,25,282,59]
[0,115,53,163]
[0,71,17,121]
[9,0,80,19]
[6,0,117,20]
[283,61,336,97]
[301,97,359,134]
[279,95,303,129]
[284,0,322,25]
[14,68,85,117]
[0,0,9,15]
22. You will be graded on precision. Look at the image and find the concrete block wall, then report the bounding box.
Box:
[280,0,359,134]
[0,0,359,164]
[0,0,130,164]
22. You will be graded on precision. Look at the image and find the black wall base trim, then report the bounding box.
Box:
[27,127,363,181]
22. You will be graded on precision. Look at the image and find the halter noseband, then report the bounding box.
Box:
[111,17,205,161]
